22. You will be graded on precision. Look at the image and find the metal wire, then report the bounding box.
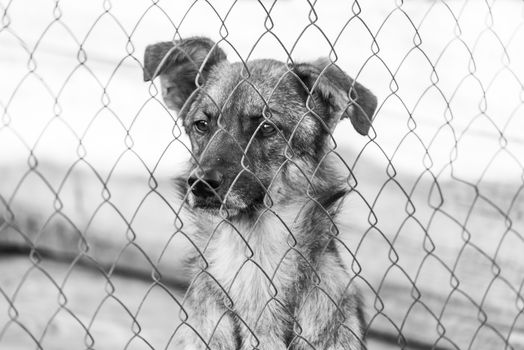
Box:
[1,0,523,349]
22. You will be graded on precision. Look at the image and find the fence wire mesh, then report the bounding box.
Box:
[1,0,523,349]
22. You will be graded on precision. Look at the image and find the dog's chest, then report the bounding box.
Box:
[205,216,297,325]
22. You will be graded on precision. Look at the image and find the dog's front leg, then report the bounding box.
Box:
[172,279,239,350]
[172,306,238,350]
[292,260,365,350]
[237,301,291,350]
[292,290,365,350]
[241,334,287,350]
[172,309,238,350]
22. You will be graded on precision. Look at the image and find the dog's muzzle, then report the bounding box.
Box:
[186,167,254,215]
[187,168,223,199]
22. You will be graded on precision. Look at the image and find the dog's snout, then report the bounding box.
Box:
[187,168,224,198]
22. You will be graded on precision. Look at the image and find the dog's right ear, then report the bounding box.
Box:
[294,59,377,136]
[143,37,227,113]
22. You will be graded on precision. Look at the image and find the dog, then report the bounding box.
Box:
[143,37,377,350]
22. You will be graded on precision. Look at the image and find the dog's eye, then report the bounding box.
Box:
[260,122,277,137]
[193,120,210,134]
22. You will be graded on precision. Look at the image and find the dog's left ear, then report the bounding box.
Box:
[294,59,377,136]
[143,37,227,113]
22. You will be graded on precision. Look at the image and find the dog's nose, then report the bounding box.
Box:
[187,168,223,198]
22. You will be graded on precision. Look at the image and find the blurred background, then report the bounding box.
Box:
[0,0,523,349]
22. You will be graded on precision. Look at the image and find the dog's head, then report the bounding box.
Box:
[143,37,377,218]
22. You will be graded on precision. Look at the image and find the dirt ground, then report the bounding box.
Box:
[0,256,402,350]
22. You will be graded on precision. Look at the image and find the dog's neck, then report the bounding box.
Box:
[194,186,348,266]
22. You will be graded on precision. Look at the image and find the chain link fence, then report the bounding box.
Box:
[1,0,523,349]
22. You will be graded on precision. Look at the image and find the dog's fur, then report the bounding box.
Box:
[143,37,377,350]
